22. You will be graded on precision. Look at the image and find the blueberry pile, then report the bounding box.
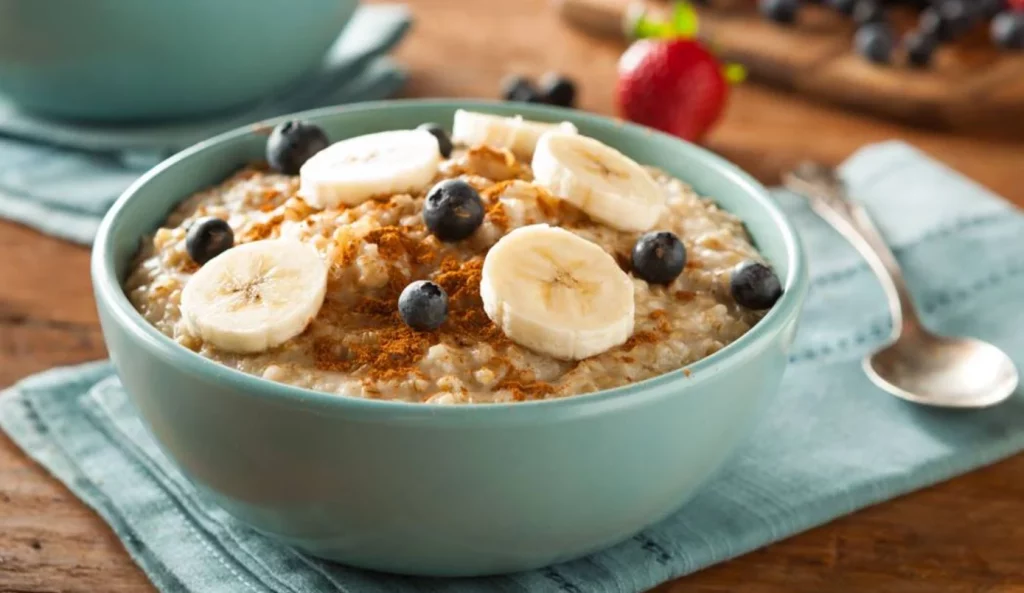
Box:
[501,73,577,107]
[755,0,1024,66]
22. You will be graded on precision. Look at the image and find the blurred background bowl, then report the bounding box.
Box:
[0,0,358,122]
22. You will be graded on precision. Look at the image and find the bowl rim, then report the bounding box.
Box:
[92,98,809,422]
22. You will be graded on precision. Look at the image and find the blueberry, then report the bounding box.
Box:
[501,74,541,103]
[266,120,329,175]
[917,8,949,41]
[398,281,448,331]
[631,231,687,285]
[760,0,800,23]
[855,23,895,64]
[730,261,783,310]
[186,217,234,265]
[828,0,857,16]
[992,11,1024,49]
[423,179,485,242]
[937,0,974,38]
[852,0,886,25]
[417,122,453,158]
[539,73,577,107]
[905,29,939,67]
[979,0,1006,18]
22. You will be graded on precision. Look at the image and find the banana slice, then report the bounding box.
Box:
[180,239,328,354]
[480,224,635,361]
[299,130,441,209]
[531,132,664,232]
[451,110,578,159]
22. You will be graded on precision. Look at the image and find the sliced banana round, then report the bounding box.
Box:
[299,130,441,209]
[532,131,664,232]
[451,110,578,159]
[180,239,328,354]
[480,224,635,361]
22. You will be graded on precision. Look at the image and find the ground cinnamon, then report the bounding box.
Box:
[301,175,656,401]
[622,330,659,351]
[241,213,285,242]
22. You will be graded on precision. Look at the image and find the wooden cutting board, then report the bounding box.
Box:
[556,0,1024,139]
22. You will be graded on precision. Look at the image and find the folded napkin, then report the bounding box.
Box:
[0,4,411,244]
[3,141,1024,593]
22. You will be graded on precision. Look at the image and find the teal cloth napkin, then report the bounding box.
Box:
[2,141,1024,592]
[0,4,411,244]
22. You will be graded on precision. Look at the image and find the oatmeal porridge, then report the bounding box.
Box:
[125,110,783,404]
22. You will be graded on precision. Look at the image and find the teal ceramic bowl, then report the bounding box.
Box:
[0,0,356,122]
[92,100,808,576]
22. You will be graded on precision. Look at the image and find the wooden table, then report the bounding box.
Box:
[2,1,1023,591]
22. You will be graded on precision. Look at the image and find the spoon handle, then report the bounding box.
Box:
[782,162,923,341]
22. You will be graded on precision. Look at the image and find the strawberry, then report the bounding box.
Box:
[616,39,728,143]
[615,2,742,143]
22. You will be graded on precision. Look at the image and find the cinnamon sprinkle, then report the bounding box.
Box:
[622,331,660,351]
[242,213,285,242]
[481,182,514,232]
[364,226,439,266]
[336,238,359,267]
[649,309,672,333]
[258,188,282,212]
[493,373,555,401]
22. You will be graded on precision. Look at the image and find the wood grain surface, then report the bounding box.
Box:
[1,0,1022,591]
[698,2,1024,139]
[558,0,1024,139]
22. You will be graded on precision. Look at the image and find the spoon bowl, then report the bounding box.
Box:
[784,161,1019,409]
[866,333,1019,408]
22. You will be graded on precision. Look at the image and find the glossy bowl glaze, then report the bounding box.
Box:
[92,100,808,576]
[0,0,356,121]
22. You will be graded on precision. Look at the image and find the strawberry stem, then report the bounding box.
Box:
[723,63,747,85]
[631,12,672,39]
[669,2,700,39]
[628,1,699,40]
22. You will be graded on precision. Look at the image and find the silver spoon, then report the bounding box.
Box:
[783,161,1018,408]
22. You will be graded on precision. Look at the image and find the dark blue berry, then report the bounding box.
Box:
[760,0,800,23]
[828,0,857,16]
[855,23,895,64]
[937,0,974,38]
[918,8,951,41]
[853,0,886,25]
[501,75,541,103]
[186,217,234,265]
[417,123,453,158]
[398,281,448,331]
[730,261,783,310]
[266,120,329,175]
[539,73,577,107]
[979,0,1006,18]
[905,29,938,67]
[631,231,687,285]
[992,11,1024,49]
[423,179,485,242]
